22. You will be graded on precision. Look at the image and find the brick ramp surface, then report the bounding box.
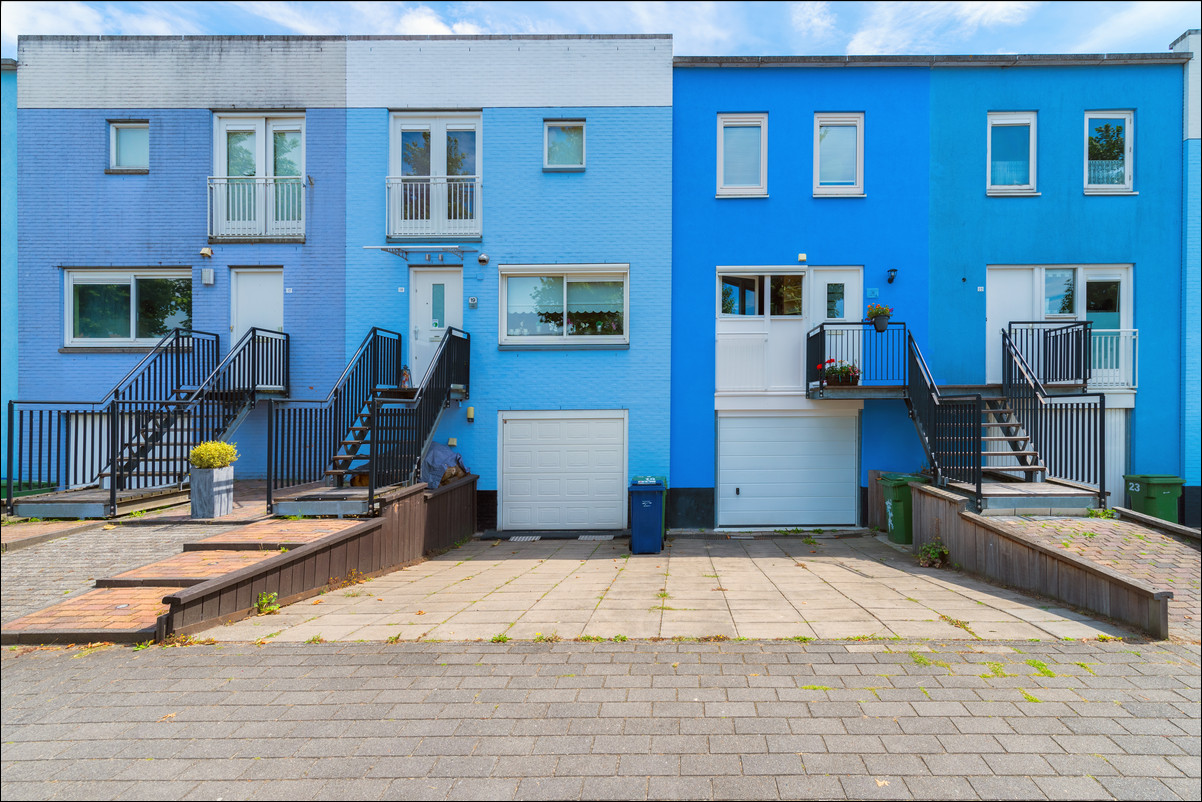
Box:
[997,516,1202,642]
[185,519,360,550]
[1,640,1198,801]
[1,587,173,642]
[102,550,281,587]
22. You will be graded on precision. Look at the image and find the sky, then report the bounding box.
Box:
[1,1,1199,60]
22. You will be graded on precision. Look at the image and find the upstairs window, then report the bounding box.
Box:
[388,113,481,238]
[545,120,585,170]
[987,112,1037,194]
[109,121,148,172]
[210,115,306,238]
[1085,111,1133,193]
[813,113,864,196]
[717,113,767,196]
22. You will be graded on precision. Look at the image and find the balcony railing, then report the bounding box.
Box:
[386,176,482,238]
[208,177,305,239]
[1089,329,1138,389]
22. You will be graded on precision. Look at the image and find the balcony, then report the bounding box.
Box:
[1089,329,1138,390]
[208,177,305,241]
[804,322,909,398]
[386,176,482,239]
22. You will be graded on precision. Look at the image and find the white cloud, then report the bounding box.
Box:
[2,1,204,53]
[789,1,836,40]
[847,1,1039,54]
[1072,1,1197,53]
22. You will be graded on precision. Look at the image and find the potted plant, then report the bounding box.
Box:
[866,303,893,333]
[819,358,861,387]
[189,441,238,519]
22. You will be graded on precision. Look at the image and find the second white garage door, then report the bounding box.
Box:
[501,411,627,530]
[718,414,858,527]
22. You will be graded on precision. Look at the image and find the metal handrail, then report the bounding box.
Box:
[1007,320,1092,386]
[805,321,908,395]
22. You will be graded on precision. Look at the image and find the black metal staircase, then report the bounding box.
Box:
[6,328,290,517]
[267,326,469,515]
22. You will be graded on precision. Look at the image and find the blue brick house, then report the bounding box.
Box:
[669,45,1198,527]
[2,59,17,469]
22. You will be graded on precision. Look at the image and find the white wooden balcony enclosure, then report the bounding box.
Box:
[208,177,305,239]
[1089,329,1138,389]
[386,176,482,239]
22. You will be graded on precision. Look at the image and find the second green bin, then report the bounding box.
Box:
[878,473,931,545]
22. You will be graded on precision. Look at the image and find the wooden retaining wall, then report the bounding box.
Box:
[866,470,886,531]
[911,483,1171,639]
[162,475,479,638]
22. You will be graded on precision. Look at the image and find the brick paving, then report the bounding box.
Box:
[190,518,360,548]
[1,519,99,552]
[0,522,239,625]
[1,639,1198,800]
[107,550,280,583]
[1001,516,1201,642]
[0,587,172,635]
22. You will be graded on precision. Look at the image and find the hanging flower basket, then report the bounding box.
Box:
[866,303,894,333]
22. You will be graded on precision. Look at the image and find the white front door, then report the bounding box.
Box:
[409,268,463,383]
[500,410,627,530]
[717,413,858,527]
[986,267,1036,383]
[811,268,864,377]
[231,269,284,337]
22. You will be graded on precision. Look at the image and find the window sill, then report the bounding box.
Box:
[209,236,305,244]
[813,192,866,198]
[498,342,630,351]
[986,190,1040,197]
[715,192,768,199]
[386,235,482,243]
[60,346,157,354]
[544,166,585,173]
[1084,189,1138,196]
[105,168,149,175]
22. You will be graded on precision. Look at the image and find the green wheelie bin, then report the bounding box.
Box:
[1123,474,1185,523]
[878,473,931,545]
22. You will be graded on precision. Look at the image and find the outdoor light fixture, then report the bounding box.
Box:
[466,406,475,423]
[887,268,898,284]
[199,247,213,258]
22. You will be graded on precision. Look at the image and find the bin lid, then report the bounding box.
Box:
[630,477,664,490]
[1123,474,1185,485]
[879,473,930,484]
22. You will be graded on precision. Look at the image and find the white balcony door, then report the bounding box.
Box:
[215,117,304,236]
[811,268,864,376]
[390,114,480,237]
[409,269,462,384]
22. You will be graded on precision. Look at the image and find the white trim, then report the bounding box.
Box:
[1083,110,1134,193]
[214,114,306,178]
[496,408,629,531]
[543,119,586,171]
[716,113,768,197]
[63,268,191,347]
[108,121,148,170]
[498,263,630,346]
[986,111,1037,195]
[389,111,482,177]
[813,112,864,196]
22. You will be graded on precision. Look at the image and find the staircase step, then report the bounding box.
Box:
[982,465,1046,472]
[982,435,1029,442]
[980,450,1041,457]
[324,469,366,476]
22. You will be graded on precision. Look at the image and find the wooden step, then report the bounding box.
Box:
[980,450,1041,458]
[324,469,366,476]
[980,465,1046,472]
[982,435,1029,442]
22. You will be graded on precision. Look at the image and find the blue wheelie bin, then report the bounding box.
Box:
[629,476,666,554]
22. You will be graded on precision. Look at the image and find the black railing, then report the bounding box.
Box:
[905,334,982,506]
[5,328,220,515]
[367,328,470,509]
[1007,321,1092,386]
[1002,331,1106,503]
[266,328,404,511]
[806,321,908,394]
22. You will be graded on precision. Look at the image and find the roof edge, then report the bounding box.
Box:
[16,33,671,45]
[673,52,1192,68]
[1170,28,1200,49]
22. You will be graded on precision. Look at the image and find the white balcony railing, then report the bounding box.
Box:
[1089,329,1137,389]
[386,176,482,238]
[208,177,305,239]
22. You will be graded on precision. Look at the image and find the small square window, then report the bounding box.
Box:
[1085,111,1133,193]
[987,112,1037,194]
[545,120,585,170]
[813,113,864,196]
[109,122,149,171]
[717,114,767,196]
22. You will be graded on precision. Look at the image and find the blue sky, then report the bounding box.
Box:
[2,1,1199,59]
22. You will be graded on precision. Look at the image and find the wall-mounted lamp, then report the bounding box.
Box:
[887,268,898,284]
[466,406,475,423]
[199,247,213,258]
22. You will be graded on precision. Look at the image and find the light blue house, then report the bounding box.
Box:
[2,59,17,469]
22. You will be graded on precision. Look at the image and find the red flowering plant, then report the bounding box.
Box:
[865,303,893,320]
[817,358,860,381]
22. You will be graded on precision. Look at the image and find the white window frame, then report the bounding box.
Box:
[64,268,192,347]
[987,111,1038,195]
[544,119,585,171]
[717,113,768,197]
[389,112,482,178]
[108,121,149,171]
[498,264,630,347]
[214,114,306,178]
[813,112,865,197]
[1084,110,1134,194]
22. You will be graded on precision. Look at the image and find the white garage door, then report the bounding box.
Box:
[501,411,626,530]
[718,414,857,527]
